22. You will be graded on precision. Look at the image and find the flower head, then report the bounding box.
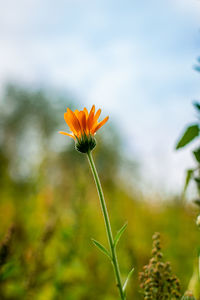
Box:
[59,105,109,153]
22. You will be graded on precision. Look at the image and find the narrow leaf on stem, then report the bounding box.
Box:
[114,223,127,248]
[184,169,194,193]
[193,147,200,163]
[91,238,112,260]
[123,267,134,292]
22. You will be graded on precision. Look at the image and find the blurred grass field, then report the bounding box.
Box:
[0,84,199,300]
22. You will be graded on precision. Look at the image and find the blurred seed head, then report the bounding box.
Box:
[138,232,181,300]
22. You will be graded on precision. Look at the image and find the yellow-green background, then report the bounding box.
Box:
[0,85,199,300]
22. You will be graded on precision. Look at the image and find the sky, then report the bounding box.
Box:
[0,0,200,195]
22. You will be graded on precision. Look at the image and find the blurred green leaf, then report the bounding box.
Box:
[193,199,200,207]
[0,262,17,280]
[193,102,200,112]
[114,223,127,248]
[176,125,199,150]
[194,177,200,195]
[184,169,194,193]
[193,148,200,163]
[194,177,200,184]
[123,267,134,292]
[91,239,112,260]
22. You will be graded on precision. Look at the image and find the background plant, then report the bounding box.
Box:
[139,232,181,300]
[0,84,199,300]
[175,57,200,199]
[176,102,200,199]
[175,58,200,300]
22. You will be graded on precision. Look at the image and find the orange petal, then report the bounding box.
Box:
[78,110,87,131]
[64,112,76,134]
[92,116,109,133]
[83,107,89,119]
[89,105,95,116]
[65,108,81,134]
[92,109,101,128]
[74,109,79,118]
[59,131,75,139]
[87,105,95,130]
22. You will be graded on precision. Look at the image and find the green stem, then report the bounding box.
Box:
[87,151,126,300]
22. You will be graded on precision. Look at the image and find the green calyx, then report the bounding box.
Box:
[75,133,96,153]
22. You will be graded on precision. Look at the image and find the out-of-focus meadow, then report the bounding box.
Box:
[0,84,199,300]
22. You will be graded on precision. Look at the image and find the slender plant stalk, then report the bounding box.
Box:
[87,150,126,300]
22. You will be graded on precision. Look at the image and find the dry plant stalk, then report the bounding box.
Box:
[139,232,181,300]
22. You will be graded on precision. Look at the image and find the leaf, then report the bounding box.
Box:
[123,267,134,292]
[193,148,200,163]
[91,239,112,260]
[194,177,200,184]
[193,199,200,207]
[114,223,127,248]
[195,177,200,194]
[0,262,18,280]
[184,169,194,193]
[193,102,200,112]
[176,124,199,149]
[194,177,200,192]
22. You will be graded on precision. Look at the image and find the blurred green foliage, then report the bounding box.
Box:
[0,84,199,300]
[175,102,200,197]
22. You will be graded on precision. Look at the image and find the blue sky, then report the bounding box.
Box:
[0,0,200,195]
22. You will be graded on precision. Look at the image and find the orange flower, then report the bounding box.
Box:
[59,105,109,153]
